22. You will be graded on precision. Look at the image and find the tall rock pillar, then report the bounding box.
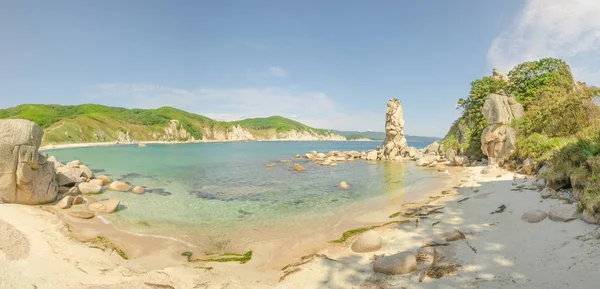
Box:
[379,98,409,160]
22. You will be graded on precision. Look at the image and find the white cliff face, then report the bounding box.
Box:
[480,94,525,165]
[116,131,135,144]
[227,125,256,141]
[263,129,346,141]
[156,120,195,142]
[380,98,410,160]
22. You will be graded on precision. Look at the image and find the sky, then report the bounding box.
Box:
[1,0,599,137]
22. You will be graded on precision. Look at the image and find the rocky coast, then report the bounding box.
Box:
[2,96,600,288]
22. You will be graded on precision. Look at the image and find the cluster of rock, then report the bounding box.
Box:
[531,186,600,225]
[0,119,149,220]
[302,150,369,165]
[348,229,465,276]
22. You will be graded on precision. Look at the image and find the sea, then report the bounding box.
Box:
[48,141,449,254]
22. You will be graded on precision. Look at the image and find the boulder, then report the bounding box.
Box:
[89,179,104,186]
[424,141,440,155]
[0,119,58,205]
[107,181,132,192]
[548,204,577,222]
[79,165,94,179]
[366,150,378,161]
[480,94,525,164]
[445,148,456,163]
[96,175,112,185]
[55,166,82,186]
[78,182,102,195]
[540,188,555,199]
[373,252,417,275]
[415,158,428,167]
[294,164,305,172]
[454,156,467,166]
[580,210,600,225]
[73,195,84,205]
[521,210,547,223]
[63,186,80,197]
[66,160,83,168]
[310,151,317,156]
[68,211,95,219]
[316,153,326,159]
[47,156,64,170]
[351,230,382,253]
[339,181,349,189]
[132,186,145,194]
[58,186,70,194]
[56,195,74,209]
[379,98,410,160]
[88,199,120,213]
[437,165,447,172]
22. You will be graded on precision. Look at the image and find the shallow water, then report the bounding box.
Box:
[49,141,445,251]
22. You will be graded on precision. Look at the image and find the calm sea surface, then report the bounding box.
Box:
[48,141,444,249]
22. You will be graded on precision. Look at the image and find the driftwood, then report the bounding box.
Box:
[144,283,175,289]
[419,248,438,282]
[279,253,338,282]
[279,268,301,282]
[456,230,477,253]
[432,221,440,227]
[457,197,470,203]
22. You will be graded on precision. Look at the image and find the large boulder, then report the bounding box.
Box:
[373,252,417,275]
[480,94,525,165]
[445,148,456,163]
[548,204,577,222]
[521,210,547,223]
[78,182,102,195]
[351,230,383,253]
[0,119,58,205]
[379,98,410,160]
[366,150,378,161]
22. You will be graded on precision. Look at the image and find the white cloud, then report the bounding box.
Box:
[91,84,384,132]
[268,66,288,78]
[488,0,600,85]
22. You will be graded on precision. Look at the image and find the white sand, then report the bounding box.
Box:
[1,165,599,288]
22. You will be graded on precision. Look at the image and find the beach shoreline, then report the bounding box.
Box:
[2,163,599,288]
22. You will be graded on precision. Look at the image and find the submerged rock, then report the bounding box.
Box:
[68,211,95,219]
[88,199,120,213]
[373,252,417,275]
[96,175,112,185]
[88,179,104,186]
[132,186,145,194]
[340,181,349,189]
[148,188,172,196]
[351,230,382,253]
[294,163,305,172]
[56,195,74,209]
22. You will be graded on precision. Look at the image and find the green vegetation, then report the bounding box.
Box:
[344,134,369,140]
[187,250,253,264]
[444,57,600,216]
[87,236,128,260]
[329,220,409,243]
[0,104,336,145]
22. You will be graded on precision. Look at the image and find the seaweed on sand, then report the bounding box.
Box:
[87,236,128,260]
[328,220,409,244]
[186,250,253,264]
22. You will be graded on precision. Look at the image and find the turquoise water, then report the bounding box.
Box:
[48,141,443,246]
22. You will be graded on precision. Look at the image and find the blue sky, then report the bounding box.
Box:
[1,1,599,137]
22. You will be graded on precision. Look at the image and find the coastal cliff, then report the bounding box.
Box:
[0,105,345,145]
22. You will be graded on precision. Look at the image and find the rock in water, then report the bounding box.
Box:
[107,181,132,192]
[339,181,349,189]
[548,204,577,222]
[89,179,104,186]
[373,252,417,275]
[351,230,382,253]
[480,94,525,165]
[88,199,120,213]
[379,98,410,160]
[0,119,58,205]
[132,186,145,194]
[366,150,378,160]
[294,163,305,172]
[96,175,112,185]
[68,211,95,219]
[521,210,547,223]
[78,182,102,195]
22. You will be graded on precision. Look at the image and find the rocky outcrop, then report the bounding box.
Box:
[227,125,255,141]
[116,130,135,144]
[480,94,525,165]
[492,68,510,83]
[0,119,58,205]
[379,98,410,160]
[156,120,196,142]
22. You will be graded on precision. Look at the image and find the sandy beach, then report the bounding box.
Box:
[2,163,599,289]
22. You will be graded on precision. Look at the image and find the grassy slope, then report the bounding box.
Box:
[0,104,335,144]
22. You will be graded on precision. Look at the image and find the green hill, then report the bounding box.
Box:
[0,104,342,145]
